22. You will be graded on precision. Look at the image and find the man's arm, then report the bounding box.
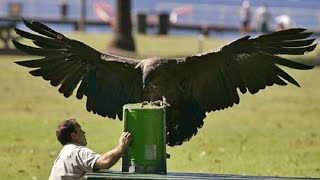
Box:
[94,132,132,170]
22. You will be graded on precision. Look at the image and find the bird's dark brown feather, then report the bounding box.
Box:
[13,19,317,146]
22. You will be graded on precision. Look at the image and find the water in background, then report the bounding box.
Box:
[0,0,319,39]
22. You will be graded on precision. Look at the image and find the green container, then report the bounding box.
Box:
[122,103,167,174]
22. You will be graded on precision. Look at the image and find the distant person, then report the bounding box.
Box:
[275,14,294,31]
[239,0,251,34]
[59,0,69,19]
[49,119,132,180]
[255,3,271,33]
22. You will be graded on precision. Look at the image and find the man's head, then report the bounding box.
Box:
[56,119,87,146]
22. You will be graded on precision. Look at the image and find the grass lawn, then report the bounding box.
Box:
[0,32,319,179]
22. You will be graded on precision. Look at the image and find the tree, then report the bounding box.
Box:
[109,0,135,52]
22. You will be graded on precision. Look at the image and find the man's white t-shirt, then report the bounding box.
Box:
[49,143,100,180]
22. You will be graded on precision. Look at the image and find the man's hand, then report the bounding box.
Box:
[119,132,132,149]
[94,132,133,170]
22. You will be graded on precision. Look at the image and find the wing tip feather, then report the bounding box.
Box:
[14,60,30,67]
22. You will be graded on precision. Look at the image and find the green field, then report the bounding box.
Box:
[0,32,319,179]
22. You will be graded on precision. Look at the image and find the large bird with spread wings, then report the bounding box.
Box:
[14,19,317,146]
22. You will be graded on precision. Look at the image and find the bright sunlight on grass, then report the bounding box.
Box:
[0,32,319,179]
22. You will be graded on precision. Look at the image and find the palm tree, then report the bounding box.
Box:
[109,0,135,52]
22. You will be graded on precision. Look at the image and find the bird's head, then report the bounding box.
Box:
[140,57,161,90]
[142,69,153,90]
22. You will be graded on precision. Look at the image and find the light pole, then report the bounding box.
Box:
[78,0,86,31]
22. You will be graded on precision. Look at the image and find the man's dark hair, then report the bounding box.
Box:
[56,119,78,145]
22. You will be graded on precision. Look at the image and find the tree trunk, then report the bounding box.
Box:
[109,0,135,52]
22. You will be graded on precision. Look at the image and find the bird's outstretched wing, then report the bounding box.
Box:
[13,19,142,119]
[158,29,316,146]
[182,28,316,112]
